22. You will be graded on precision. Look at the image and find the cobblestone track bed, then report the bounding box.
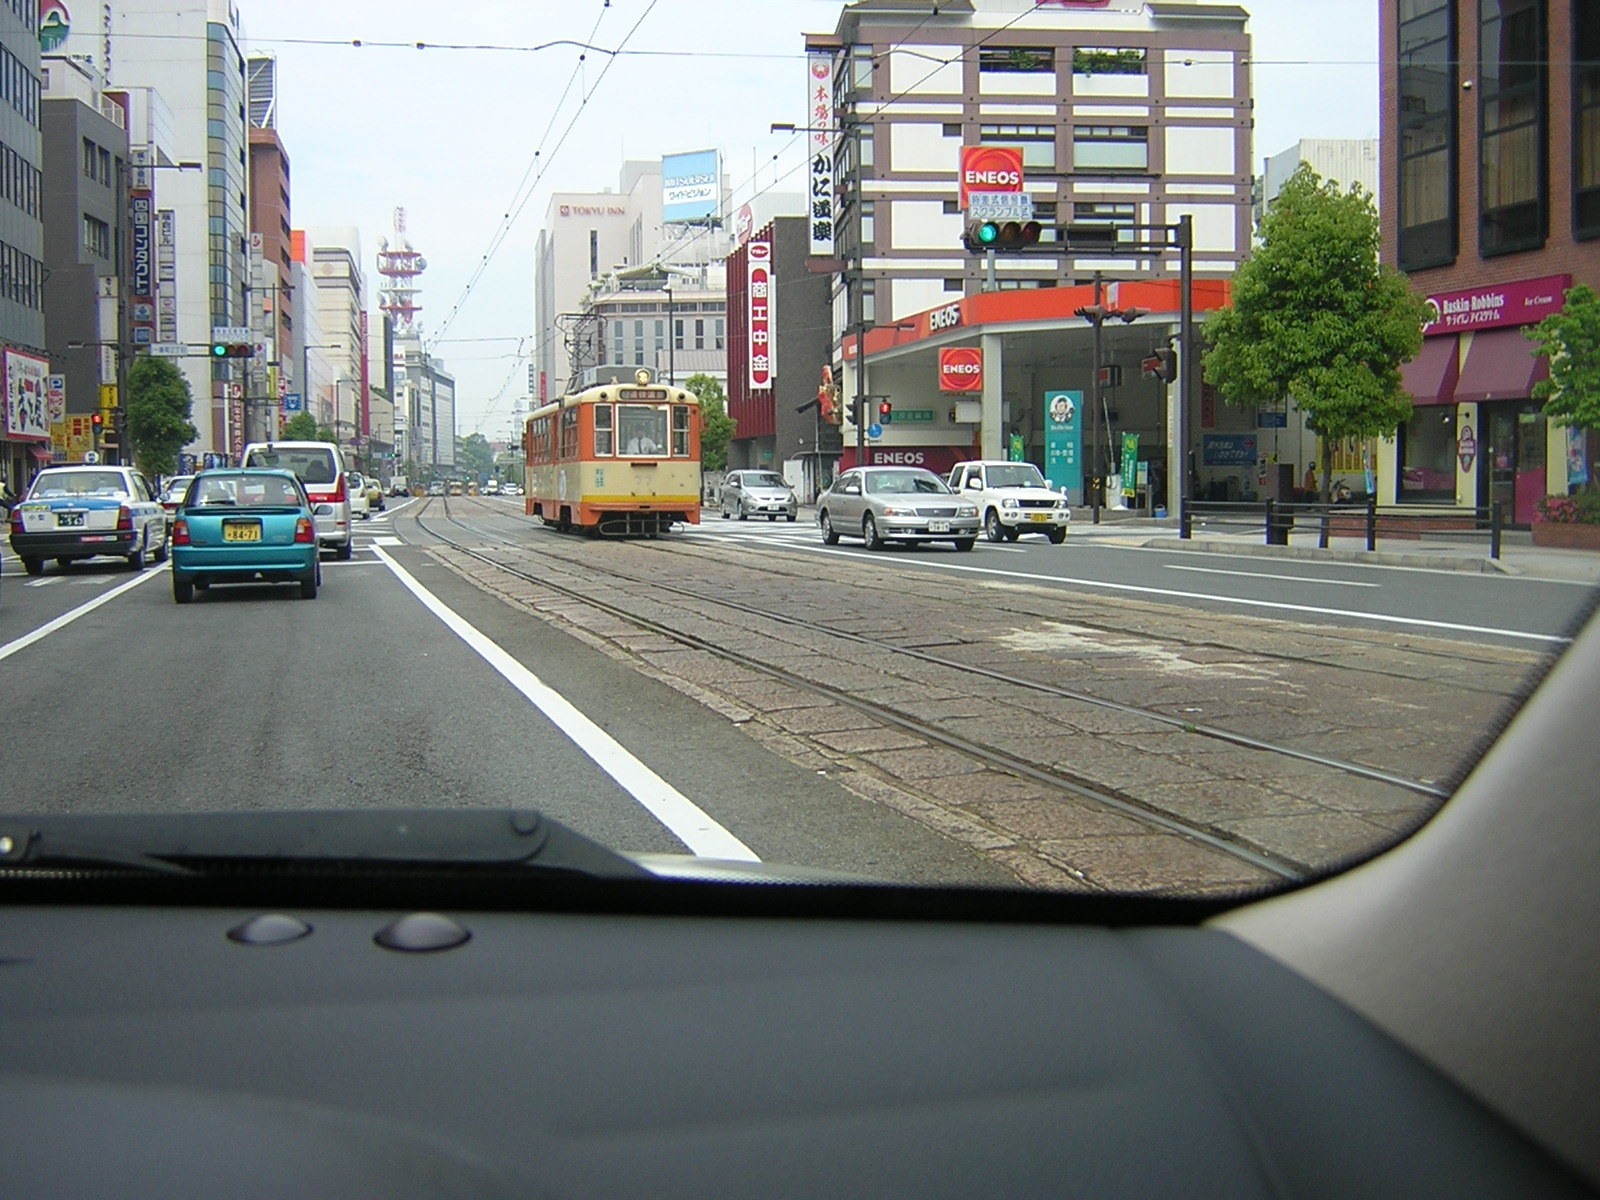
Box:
[407,498,1550,894]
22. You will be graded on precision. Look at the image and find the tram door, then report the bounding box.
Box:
[1481,401,1547,526]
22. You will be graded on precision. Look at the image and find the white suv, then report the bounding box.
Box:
[947,460,1070,544]
[239,441,354,559]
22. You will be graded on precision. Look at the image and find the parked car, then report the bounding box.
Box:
[7,464,168,574]
[169,468,320,603]
[238,441,354,560]
[946,460,1071,544]
[158,475,196,532]
[816,467,980,551]
[720,470,799,522]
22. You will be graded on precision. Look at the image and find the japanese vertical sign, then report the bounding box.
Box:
[156,208,177,344]
[129,189,155,346]
[1120,433,1139,498]
[1044,390,1083,501]
[807,52,835,256]
[747,239,773,390]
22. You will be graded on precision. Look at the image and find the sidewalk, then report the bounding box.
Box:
[1061,508,1600,586]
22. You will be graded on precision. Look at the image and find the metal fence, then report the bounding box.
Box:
[1179,499,1505,560]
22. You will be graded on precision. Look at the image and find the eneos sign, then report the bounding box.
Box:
[939,347,983,393]
[959,146,1024,208]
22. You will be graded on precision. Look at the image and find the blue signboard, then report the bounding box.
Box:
[1043,390,1083,501]
[1202,434,1258,466]
[283,391,303,413]
[662,149,721,223]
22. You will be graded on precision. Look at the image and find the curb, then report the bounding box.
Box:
[1141,536,1514,575]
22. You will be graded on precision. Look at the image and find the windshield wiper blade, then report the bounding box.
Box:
[0,828,195,876]
[0,810,651,880]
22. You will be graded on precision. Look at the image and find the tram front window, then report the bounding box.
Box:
[619,404,668,456]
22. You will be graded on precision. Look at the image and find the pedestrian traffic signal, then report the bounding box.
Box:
[878,400,893,423]
[91,411,103,429]
[962,219,1043,253]
[210,342,254,358]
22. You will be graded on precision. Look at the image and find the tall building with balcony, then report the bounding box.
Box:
[0,0,46,493]
[56,0,250,459]
[795,0,1249,502]
[1381,0,1599,525]
[40,56,129,439]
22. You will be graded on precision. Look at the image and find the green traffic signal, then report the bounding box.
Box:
[209,342,254,358]
[975,221,999,244]
[210,342,228,357]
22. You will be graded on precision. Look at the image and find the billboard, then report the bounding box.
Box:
[938,347,983,392]
[662,149,721,223]
[959,145,1024,208]
[3,350,51,441]
[747,240,773,390]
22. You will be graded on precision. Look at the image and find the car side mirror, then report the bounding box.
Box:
[965,479,980,490]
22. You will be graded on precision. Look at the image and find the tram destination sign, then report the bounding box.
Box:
[619,388,669,401]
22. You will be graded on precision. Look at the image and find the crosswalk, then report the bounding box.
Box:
[678,515,822,550]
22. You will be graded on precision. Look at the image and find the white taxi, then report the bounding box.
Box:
[7,464,168,574]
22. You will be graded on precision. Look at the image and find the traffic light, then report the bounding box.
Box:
[91,411,103,430]
[210,342,254,359]
[878,400,893,424]
[962,219,1043,253]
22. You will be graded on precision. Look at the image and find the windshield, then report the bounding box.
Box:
[985,465,1048,489]
[867,471,950,495]
[3,2,1595,923]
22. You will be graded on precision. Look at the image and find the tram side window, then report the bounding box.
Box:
[594,404,614,456]
[560,408,580,459]
[672,405,691,457]
[529,417,551,463]
[618,404,668,456]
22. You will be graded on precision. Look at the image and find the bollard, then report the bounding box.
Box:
[1366,497,1377,552]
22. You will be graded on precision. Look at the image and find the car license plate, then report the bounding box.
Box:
[56,512,85,527]
[223,521,262,543]
[1029,513,1051,522]
[928,520,951,533]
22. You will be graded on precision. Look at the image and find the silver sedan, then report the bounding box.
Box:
[816,467,980,551]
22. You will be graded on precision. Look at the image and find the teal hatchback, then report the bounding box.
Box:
[170,469,321,604]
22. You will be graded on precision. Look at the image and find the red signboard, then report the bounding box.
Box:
[1422,274,1571,336]
[747,240,773,390]
[938,347,983,392]
[959,146,1024,208]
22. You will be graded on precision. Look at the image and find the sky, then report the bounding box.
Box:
[239,0,1381,442]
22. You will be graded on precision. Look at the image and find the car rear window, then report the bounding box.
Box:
[29,471,126,498]
[243,447,339,486]
[191,473,303,508]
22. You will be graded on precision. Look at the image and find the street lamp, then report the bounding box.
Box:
[1074,273,1148,524]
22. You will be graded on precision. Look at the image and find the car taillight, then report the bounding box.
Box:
[293,517,314,544]
[8,508,23,535]
[117,505,133,531]
[172,520,190,545]
[332,476,347,503]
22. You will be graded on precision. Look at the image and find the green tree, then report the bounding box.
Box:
[457,431,496,480]
[314,423,337,442]
[126,356,198,478]
[281,411,319,440]
[1526,285,1600,460]
[1203,163,1428,502]
[683,373,736,473]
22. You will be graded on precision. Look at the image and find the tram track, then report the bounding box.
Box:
[399,495,1524,884]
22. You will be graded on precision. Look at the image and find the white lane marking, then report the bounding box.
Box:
[25,577,62,587]
[372,546,759,861]
[371,536,403,546]
[0,568,164,663]
[772,543,1571,645]
[1166,564,1381,588]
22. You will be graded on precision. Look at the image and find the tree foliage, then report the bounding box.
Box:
[281,411,319,440]
[1526,283,1600,436]
[457,431,496,480]
[126,356,198,478]
[1202,163,1428,499]
[683,373,736,473]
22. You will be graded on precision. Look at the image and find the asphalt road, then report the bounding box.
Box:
[0,510,1011,887]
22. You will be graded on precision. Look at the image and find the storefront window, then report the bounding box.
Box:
[1399,407,1458,502]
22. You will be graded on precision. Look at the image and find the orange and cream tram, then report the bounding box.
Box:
[523,369,702,536]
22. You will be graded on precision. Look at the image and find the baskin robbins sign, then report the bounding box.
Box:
[1421,274,1570,336]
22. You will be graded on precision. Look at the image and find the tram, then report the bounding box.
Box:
[523,369,702,536]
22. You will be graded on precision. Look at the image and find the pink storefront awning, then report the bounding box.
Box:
[1400,334,1460,406]
[1455,328,1549,405]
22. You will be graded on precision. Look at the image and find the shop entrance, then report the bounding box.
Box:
[1480,400,1547,526]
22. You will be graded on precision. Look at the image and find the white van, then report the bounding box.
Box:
[238,441,354,559]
